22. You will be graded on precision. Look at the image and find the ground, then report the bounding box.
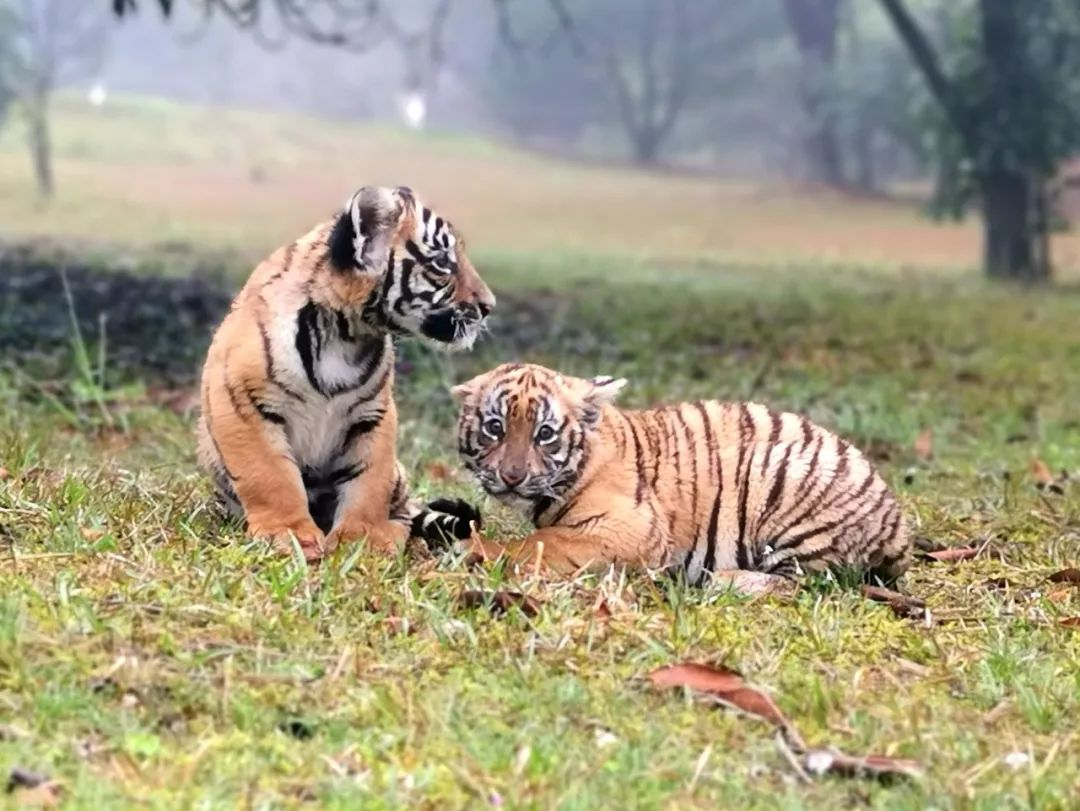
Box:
[0,97,1079,809]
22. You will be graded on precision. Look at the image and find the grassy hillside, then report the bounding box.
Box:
[3,94,1079,275]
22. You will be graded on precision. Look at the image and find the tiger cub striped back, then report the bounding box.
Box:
[447,363,910,585]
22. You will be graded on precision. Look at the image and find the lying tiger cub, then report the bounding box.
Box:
[436,362,911,590]
[198,186,494,561]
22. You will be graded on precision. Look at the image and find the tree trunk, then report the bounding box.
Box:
[27,98,54,199]
[980,170,1048,282]
[782,0,846,187]
[630,128,661,165]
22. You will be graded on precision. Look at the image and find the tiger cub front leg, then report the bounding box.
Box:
[468,499,669,575]
[325,402,408,555]
[203,370,325,561]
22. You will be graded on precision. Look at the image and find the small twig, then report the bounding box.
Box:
[774,729,812,784]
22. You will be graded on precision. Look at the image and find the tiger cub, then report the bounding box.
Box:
[197,186,494,562]
[441,363,910,589]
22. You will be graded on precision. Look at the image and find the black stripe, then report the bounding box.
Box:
[563,512,608,531]
[775,475,882,552]
[674,407,700,540]
[734,406,754,569]
[340,414,384,452]
[294,302,323,394]
[254,403,286,425]
[531,496,555,526]
[202,404,240,482]
[756,442,794,532]
[771,448,855,543]
[405,239,428,264]
[692,402,718,485]
[625,414,649,504]
[703,485,723,575]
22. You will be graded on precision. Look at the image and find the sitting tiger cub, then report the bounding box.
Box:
[437,362,910,590]
[197,186,494,561]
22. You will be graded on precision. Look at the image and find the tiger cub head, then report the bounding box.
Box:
[328,185,495,350]
[451,363,626,508]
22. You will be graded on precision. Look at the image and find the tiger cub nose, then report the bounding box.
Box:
[500,467,526,488]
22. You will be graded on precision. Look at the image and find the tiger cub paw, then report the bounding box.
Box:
[249,519,327,563]
[327,520,407,556]
[411,498,483,552]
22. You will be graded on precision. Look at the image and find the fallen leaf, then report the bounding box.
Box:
[919,546,981,563]
[649,662,922,782]
[593,597,613,623]
[1058,617,1080,628]
[803,748,922,782]
[0,467,9,481]
[913,429,933,461]
[1047,588,1072,603]
[1029,458,1054,486]
[1048,568,1080,584]
[860,585,926,619]
[384,616,416,636]
[648,663,794,732]
[458,590,542,618]
[80,527,105,542]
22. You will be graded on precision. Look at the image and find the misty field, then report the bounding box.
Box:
[1,98,1079,809]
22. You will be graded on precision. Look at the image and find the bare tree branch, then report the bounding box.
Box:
[876,0,977,152]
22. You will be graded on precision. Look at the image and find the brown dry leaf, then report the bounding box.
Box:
[649,663,922,783]
[593,597,613,623]
[423,461,454,482]
[803,748,922,782]
[79,527,105,542]
[458,590,542,618]
[1047,588,1072,604]
[0,467,9,481]
[860,585,926,619]
[383,616,416,636]
[648,663,795,734]
[1059,617,1080,628]
[920,546,981,563]
[913,429,933,461]
[1048,568,1080,584]
[1029,458,1055,486]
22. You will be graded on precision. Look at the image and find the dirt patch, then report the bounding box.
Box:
[0,242,232,385]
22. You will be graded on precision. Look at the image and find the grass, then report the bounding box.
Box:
[1,93,1079,808]
[2,250,1079,808]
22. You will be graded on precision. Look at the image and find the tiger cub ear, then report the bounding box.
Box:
[328,186,415,274]
[450,369,494,403]
[586,375,627,405]
[580,375,626,426]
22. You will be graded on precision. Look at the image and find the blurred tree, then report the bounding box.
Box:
[0,4,17,126]
[878,0,1080,281]
[3,0,107,199]
[780,0,844,186]
[483,0,781,166]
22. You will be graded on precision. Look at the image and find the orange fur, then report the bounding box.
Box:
[198,187,493,560]
[452,363,911,587]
